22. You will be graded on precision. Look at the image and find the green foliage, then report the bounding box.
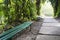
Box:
[0,0,37,31]
[41,0,46,4]
[49,0,58,17]
[56,0,60,18]
[50,0,60,18]
[36,0,41,15]
[0,25,4,33]
[0,0,37,23]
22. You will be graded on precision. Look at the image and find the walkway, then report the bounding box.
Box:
[14,18,43,40]
[36,18,60,40]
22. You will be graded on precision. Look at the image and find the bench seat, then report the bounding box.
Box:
[0,21,33,40]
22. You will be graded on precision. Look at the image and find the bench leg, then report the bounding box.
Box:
[23,25,32,33]
[30,24,32,31]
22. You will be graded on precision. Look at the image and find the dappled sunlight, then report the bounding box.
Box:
[40,0,54,18]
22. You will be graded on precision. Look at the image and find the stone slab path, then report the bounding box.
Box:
[36,18,60,40]
[39,27,60,35]
[43,18,59,23]
[42,23,60,27]
[36,35,60,40]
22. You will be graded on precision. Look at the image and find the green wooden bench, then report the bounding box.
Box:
[0,21,33,40]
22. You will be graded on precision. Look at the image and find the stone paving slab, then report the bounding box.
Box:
[39,27,60,35]
[42,23,60,27]
[43,18,59,23]
[36,35,60,40]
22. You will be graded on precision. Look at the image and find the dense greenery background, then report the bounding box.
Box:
[49,0,60,18]
[0,0,41,32]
